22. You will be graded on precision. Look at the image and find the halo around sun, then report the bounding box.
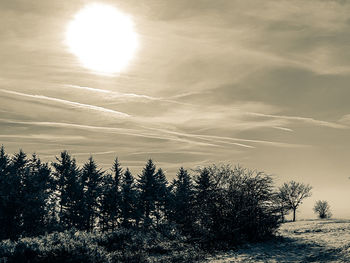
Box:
[65,3,139,74]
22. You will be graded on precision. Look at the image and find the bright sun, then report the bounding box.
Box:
[65,3,139,74]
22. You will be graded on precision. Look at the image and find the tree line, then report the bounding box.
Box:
[0,146,313,246]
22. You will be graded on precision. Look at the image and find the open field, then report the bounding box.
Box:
[207,219,350,263]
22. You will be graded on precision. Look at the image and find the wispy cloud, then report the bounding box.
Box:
[127,151,212,156]
[1,118,304,149]
[0,119,222,148]
[142,127,307,149]
[339,114,350,125]
[0,134,85,141]
[273,126,293,132]
[65,84,157,100]
[0,89,130,118]
[65,84,190,105]
[247,112,348,129]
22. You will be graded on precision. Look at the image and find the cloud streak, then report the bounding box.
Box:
[0,119,222,148]
[142,127,308,149]
[0,88,130,118]
[247,112,348,129]
[65,84,190,105]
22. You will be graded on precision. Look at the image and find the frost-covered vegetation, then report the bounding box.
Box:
[0,147,312,261]
[0,227,206,262]
[207,219,350,263]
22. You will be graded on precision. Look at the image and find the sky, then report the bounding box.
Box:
[0,0,350,218]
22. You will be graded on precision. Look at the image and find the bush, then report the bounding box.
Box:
[314,200,332,219]
[0,228,205,263]
[191,165,280,247]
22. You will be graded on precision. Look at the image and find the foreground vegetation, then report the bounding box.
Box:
[0,147,312,261]
[207,219,350,263]
[0,227,205,263]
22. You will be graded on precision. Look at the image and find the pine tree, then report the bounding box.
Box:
[120,168,138,227]
[6,150,28,239]
[81,157,104,231]
[194,167,214,234]
[111,157,122,229]
[137,159,157,228]
[172,167,195,234]
[99,173,116,231]
[0,146,8,173]
[113,157,123,187]
[154,168,170,226]
[52,151,81,229]
[21,154,52,236]
[0,146,11,239]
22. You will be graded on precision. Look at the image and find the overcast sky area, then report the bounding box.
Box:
[1,0,350,218]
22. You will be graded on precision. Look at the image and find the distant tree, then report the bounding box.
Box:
[81,157,104,231]
[0,146,10,239]
[52,151,82,229]
[137,159,157,228]
[0,146,19,240]
[99,173,116,231]
[153,168,170,226]
[274,192,291,223]
[6,150,28,239]
[223,166,279,243]
[0,149,55,239]
[194,167,215,238]
[171,167,195,235]
[120,168,139,227]
[0,146,284,248]
[111,157,123,229]
[21,154,52,236]
[314,200,332,219]
[191,165,279,245]
[98,157,123,231]
[113,157,123,187]
[279,181,312,222]
[0,145,8,171]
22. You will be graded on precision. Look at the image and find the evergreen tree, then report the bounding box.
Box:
[21,154,52,237]
[194,167,214,235]
[99,173,116,231]
[81,157,104,231]
[52,151,82,229]
[111,157,122,229]
[0,146,11,239]
[6,150,27,239]
[154,168,170,226]
[99,157,123,231]
[120,168,138,227]
[172,167,195,234]
[137,159,157,228]
[113,157,123,187]
[0,146,8,173]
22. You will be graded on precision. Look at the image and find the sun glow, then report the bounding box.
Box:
[65,3,139,74]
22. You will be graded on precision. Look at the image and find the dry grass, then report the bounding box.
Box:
[207,219,350,263]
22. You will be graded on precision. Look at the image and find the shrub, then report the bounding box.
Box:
[191,165,280,247]
[314,200,332,219]
[0,228,205,263]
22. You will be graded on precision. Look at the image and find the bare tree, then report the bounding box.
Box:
[273,192,290,223]
[279,181,312,222]
[314,200,332,219]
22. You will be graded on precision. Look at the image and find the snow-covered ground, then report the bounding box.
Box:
[207,219,350,263]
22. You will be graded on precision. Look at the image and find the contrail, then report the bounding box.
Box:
[0,88,130,118]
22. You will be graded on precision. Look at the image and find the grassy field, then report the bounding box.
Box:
[207,219,350,263]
